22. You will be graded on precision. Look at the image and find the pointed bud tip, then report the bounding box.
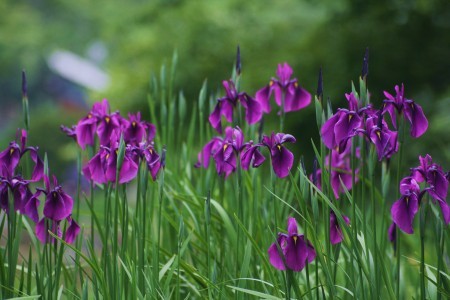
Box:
[316,67,323,98]
[361,47,369,79]
[236,45,241,75]
[22,70,27,97]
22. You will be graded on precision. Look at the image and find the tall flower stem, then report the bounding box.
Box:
[419,199,428,300]
[395,117,406,299]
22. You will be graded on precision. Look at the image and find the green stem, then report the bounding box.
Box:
[419,201,427,300]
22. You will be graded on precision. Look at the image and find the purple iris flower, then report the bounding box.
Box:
[240,141,266,171]
[256,63,311,114]
[73,99,123,149]
[195,127,246,178]
[391,194,419,234]
[0,175,39,221]
[391,155,450,234]
[36,215,80,244]
[267,217,316,272]
[310,147,358,199]
[209,80,262,134]
[383,84,428,138]
[330,211,350,245]
[123,112,156,145]
[83,142,139,184]
[261,132,296,178]
[0,129,44,182]
[321,93,365,152]
[133,141,161,181]
[366,112,399,160]
[40,175,74,222]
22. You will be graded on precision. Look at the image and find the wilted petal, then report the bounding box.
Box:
[388,222,397,242]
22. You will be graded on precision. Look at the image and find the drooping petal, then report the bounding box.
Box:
[43,188,74,221]
[391,194,419,234]
[23,191,41,223]
[426,167,449,201]
[208,103,223,134]
[268,234,288,270]
[75,116,97,150]
[283,83,311,112]
[270,146,294,178]
[241,144,265,170]
[321,113,341,150]
[403,100,428,138]
[330,212,350,244]
[437,200,450,225]
[334,111,361,148]
[255,85,272,114]
[195,138,221,169]
[0,143,21,177]
[241,94,263,125]
[65,218,80,244]
[284,235,309,272]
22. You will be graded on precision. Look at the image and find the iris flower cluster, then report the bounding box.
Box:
[195,127,296,178]
[209,63,311,135]
[62,99,161,184]
[0,130,79,244]
[390,155,449,235]
[321,85,428,161]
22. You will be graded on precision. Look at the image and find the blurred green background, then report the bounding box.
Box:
[1,0,450,181]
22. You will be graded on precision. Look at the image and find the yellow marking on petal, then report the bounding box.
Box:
[277,144,281,151]
[106,154,110,160]
[149,149,153,154]
[293,236,297,245]
[223,144,229,151]
[376,131,381,140]
[53,192,57,198]
[269,80,274,87]
[88,114,92,119]
[10,148,14,155]
[294,82,298,88]
[348,114,353,121]
[132,121,136,127]
[405,197,409,205]
[105,117,110,123]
